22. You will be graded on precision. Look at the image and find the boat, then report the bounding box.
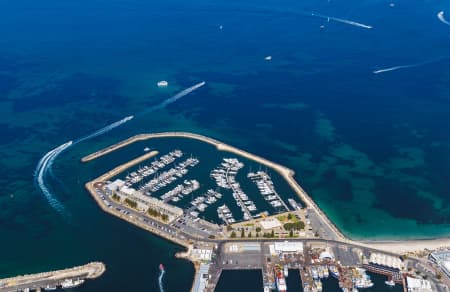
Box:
[144,147,150,152]
[157,80,168,87]
[329,265,339,278]
[315,280,323,292]
[61,278,85,288]
[159,263,165,271]
[288,198,302,210]
[44,286,57,290]
[274,265,287,292]
[284,265,289,277]
[264,55,272,61]
[385,280,395,287]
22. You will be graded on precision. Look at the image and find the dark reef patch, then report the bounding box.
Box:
[12,73,126,112]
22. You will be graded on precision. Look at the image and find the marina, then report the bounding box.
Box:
[82,132,444,292]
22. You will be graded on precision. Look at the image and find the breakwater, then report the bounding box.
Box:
[0,262,105,292]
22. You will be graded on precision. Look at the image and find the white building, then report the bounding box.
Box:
[191,249,213,261]
[259,218,282,230]
[369,253,404,270]
[105,179,125,195]
[270,241,303,255]
[406,276,432,292]
[107,180,183,223]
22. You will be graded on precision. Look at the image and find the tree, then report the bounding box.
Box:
[271,230,275,238]
[248,232,252,238]
[241,229,245,238]
[227,225,233,232]
[256,227,261,233]
[287,213,293,220]
[230,231,237,238]
[289,230,294,237]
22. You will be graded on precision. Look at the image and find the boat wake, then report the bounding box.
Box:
[35,81,205,215]
[437,11,450,26]
[140,81,206,115]
[311,12,372,29]
[372,64,418,74]
[34,141,73,215]
[158,268,165,292]
[35,115,133,215]
[373,57,448,74]
[75,115,134,144]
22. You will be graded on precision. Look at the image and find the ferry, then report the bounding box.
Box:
[274,265,287,292]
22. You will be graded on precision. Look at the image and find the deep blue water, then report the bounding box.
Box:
[2,0,450,291]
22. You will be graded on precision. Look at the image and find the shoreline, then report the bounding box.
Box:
[81,131,449,254]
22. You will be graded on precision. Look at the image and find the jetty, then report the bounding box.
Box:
[0,262,105,292]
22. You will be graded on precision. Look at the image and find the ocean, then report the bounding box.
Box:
[1,0,450,291]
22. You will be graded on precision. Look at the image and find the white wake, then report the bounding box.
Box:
[158,269,165,292]
[35,82,206,215]
[311,12,372,29]
[75,115,134,144]
[34,141,73,215]
[437,11,450,26]
[141,81,206,115]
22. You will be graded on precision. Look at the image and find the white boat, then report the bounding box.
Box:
[385,280,395,287]
[144,147,150,152]
[264,55,272,61]
[157,80,168,87]
[61,278,85,288]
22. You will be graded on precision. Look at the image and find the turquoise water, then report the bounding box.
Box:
[2,0,450,290]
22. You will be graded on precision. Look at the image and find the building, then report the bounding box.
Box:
[191,249,213,261]
[270,241,303,255]
[429,250,450,278]
[406,276,432,292]
[369,253,404,270]
[106,180,183,223]
[259,218,282,230]
[105,179,125,195]
[192,264,210,292]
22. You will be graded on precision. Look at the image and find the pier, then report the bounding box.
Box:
[0,262,105,292]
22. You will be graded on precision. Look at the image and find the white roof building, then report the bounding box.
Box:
[369,253,404,270]
[406,276,432,292]
[259,218,282,230]
[271,241,303,254]
[105,179,125,193]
